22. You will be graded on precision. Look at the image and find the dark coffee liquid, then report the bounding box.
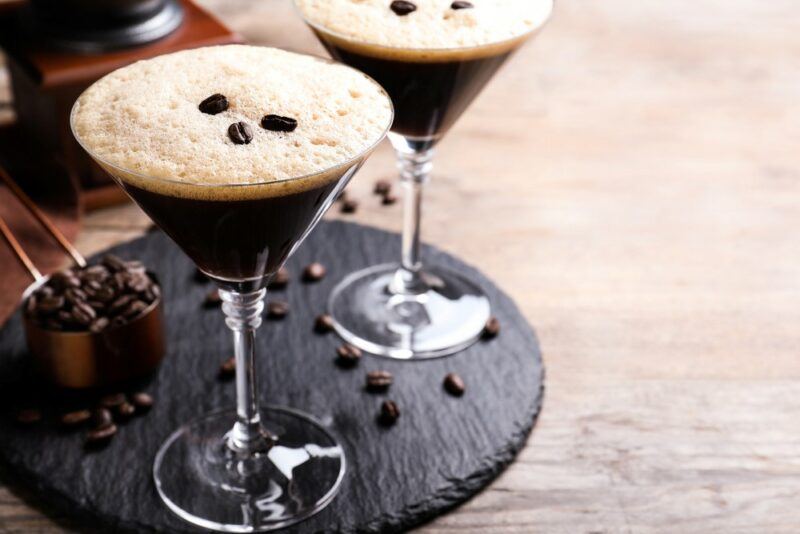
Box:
[122,179,340,282]
[320,38,513,140]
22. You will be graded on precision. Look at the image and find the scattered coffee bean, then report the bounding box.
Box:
[100,393,126,409]
[267,300,289,319]
[443,373,466,396]
[390,0,417,16]
[60,410,91,427]
[451,1,474,9]
[483,317,500,339]
[382,192,398,205]
[15,408,42,425]
[261,114,298,133]
[198,93,229,115]
[336,344,362,367]
[269,267,290,289]
[204,289,222,308]
[219,356,236,379]
[374,179,392,195]
[116,402,136,419]
[341,198,359,214]
[379,400,400,425]
[314,314,334,334]
[131,392,154,411]
[92,408,114,429]
[302,262,326,282]
[228,121,254,145]
[366,370,393,392]
[86,423,117,445]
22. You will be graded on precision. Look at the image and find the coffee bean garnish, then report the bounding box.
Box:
[336,344,362,367]
[131,392,154,411]
[16,408,42,425]
[116,402,136,419]
[100,393,126,409]
[269,267,290,289]
[228,121,254,145]
[60,410,91,427]
[199,93,229,115]
[366,370,393,392]
[483,317,500,339]
[451,1,474,9]
[314,314,335,334]
[382,192,398,205]
[261,114,298,133]
[92,408,114,429]
[86,423,117,445]
[204,288,222,308]
[379,400,400,426]
[267,300,289,319]
[341,198,359,214]
[374,180,392,195]
[390,1,417,16]
[219,356,236,379]
[443,373,466,396]
[302,262,326,282]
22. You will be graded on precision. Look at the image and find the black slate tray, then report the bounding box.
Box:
[0,220,544,533]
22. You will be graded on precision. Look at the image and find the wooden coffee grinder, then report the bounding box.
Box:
[0,0,241,210]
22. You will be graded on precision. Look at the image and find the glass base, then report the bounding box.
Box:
[153,406,345,532]
[328,263,491,360]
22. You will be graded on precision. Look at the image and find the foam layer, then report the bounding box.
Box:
[71,45,393,200]
[296,0,553,61]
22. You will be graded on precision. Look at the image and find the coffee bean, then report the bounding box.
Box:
[269,267,290,289]
[219,356,236,379]
[314,314,334,334]
[86,423,117,445]
[261,114,298,133]
[443,373,466,396]
[390,0,417,16]
[89,317,110,333]
[204,289,222,308]
[100,393,126,409]
[93,285,116,303]
[374,179,392,195]
[50,270,80,290]
[302,262,326,282]
[199,93,229,115]
[141,286,160,303]
[109,294,135,315]
[366,370,393,392]
[71,301,97,325]
[60,410,91,427]
[451,1,473,9]
[341,198,359,214]
[116,402,136,419]
[64,287,87,305]
[382,192,398,205]
[15,408,42,425]
[336,344,361,367]
[131,392,154,411]
[124,260,146,273]
[83,264,110,279]
[36,295,64,314]
[102,254,127,272]
[483,317,500,339]
[228,121,254,145]
[267,300,289,319]
[122,300,148,320]
[379,400,400,425]
[92,408,114,429]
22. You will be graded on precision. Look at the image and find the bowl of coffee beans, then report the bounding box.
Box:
[22,254,165,389]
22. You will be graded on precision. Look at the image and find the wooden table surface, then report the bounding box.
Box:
[2,0,800,532]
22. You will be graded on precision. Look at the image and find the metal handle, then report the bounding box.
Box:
[0,213,43,281]
[0,164,86,268]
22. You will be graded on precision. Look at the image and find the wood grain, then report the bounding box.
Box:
[2,0,800,532]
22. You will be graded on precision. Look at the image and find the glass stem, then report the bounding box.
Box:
[391,146,434,295]
[219,287,273,455]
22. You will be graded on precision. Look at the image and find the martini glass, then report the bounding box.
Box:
[296,1,553,359]
[70,56,392,532]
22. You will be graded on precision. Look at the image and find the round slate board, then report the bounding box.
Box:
[0,220,544,533]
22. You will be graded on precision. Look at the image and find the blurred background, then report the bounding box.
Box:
[1,0,799,532]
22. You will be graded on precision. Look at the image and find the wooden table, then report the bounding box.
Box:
[2,0,799,531]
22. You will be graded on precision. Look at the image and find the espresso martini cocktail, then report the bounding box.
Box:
[296,0,553,359]
[72,45,393,532]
